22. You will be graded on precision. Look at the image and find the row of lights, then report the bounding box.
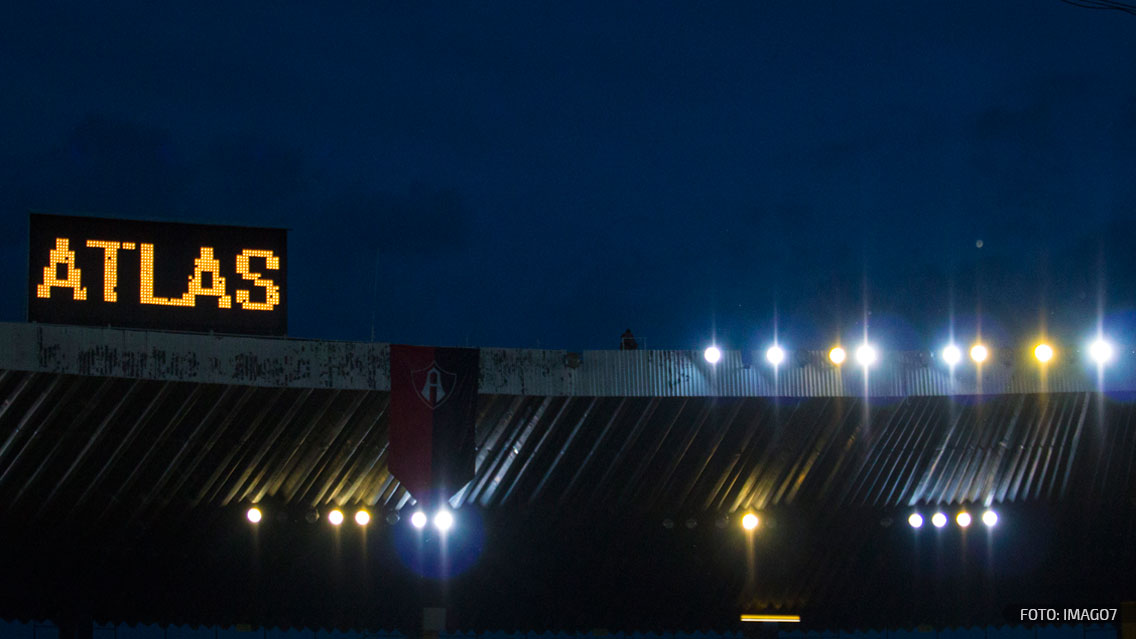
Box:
[704,338,1117,368]
[907,509,998,529]
[245,506,456,532]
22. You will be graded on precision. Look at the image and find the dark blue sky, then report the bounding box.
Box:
[3,2,1136,351]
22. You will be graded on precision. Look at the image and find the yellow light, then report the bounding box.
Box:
[956,511,972,528]
[328,509,344,526]
[235,249,281,310]
[246,507,262,524]
[970,344,988,363]
[740,614,800,623]
[741,513,759,530]
[36,238,87,300]
[354,509,371,526]
[86,240,123,302]
[829,346,846,365]
[1034,343,1053,363]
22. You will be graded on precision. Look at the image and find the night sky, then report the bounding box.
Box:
[3,2,1136,352]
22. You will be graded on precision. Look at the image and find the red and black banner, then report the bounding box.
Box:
[389,345,479,504]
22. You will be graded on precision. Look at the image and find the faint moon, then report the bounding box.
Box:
[976,239,984,248]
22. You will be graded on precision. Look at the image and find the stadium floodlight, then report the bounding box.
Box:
[328,509,345,526]
[766,345,785,366]
[1090,338,1114,364]
[908,513,923,529]
[704,346,722,364]
[855,344,878,367]
[354,509,371,526]
[741,513,759,530]
[410,511,428,529]
[434,509,455,532]
[982,509,998,527]
[942,344,962,366]
[970,344,988,363]
[931,512,947,528]
[956,511,971,528]
[1034,343,1054,363]
[829,346,846,365]
[246,507,262,524]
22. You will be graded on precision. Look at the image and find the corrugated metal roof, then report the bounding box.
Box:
[6,371,1132,537]
[1,365,1134,631]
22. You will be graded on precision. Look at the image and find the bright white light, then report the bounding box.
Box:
[741,513,759,530]
[956,511,971,528]
[766,345,785,366]
[942,345,962,366]
[855,344,878,367]
[434,509,454,532]
[1034,344,1054,363]
[970,344,988,363]
[704,346,722,364]
[246,507,262,524]
[829,347,846,365]
[1090,339,1114,364]
[354,510,371,526]
[908,513,923,529]
[410,511,427,529]
[982,510,998,527]
[328,509,344,526]
[931,512,947,528]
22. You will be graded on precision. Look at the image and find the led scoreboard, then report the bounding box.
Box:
[28,214,287,335]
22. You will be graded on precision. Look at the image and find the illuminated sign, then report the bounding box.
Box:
[28,213,286,335]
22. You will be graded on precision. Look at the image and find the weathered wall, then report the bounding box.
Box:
[1,323,1129,396]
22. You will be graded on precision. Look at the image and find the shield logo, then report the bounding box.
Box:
[411,362,457,409]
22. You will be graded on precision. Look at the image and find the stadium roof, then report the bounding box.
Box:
[1,324,1133,632]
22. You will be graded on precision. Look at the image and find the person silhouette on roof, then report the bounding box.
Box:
[620,329,638,350]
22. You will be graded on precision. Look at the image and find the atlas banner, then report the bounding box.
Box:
[389,344,479,503]
[28,213,286,335]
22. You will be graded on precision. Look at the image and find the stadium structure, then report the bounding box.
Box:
[1,322,1134,637]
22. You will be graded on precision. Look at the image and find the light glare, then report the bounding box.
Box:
[855,344,878,366]
[410,511,427,529]
[829,346,846,365]
[704,346,722,364]
[1034,343,1053,363]
[1090,339,1114,364]
[246,507,262,524]
[970,344,988,363]
[354,509,371,526]
[907,513,923,528]
[766,345,785,366]
[434,509,454,532]
[931,512,947,528]
[982,510,998,527]
[956,511,971,528]
[327,509,344,526]
[942,345,962,366]
[740,615,801,623]
[741,513,759,530]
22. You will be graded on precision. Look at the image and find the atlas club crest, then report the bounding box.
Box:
[411,362,457,409]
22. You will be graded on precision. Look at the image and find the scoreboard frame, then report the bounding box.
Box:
[28,213,287,336]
